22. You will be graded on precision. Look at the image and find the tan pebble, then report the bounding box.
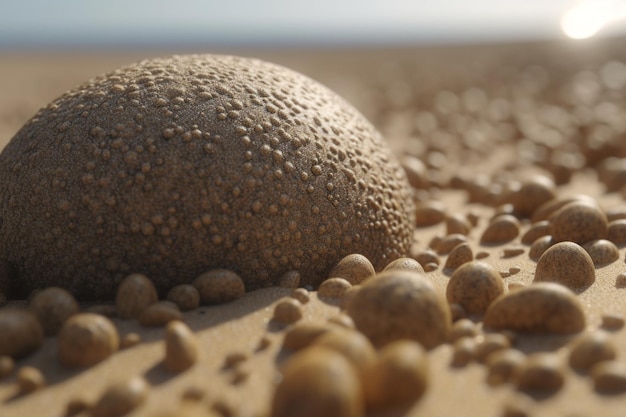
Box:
[414,250,439,268]
[346,270,450,349]
[86,304,117,317]
[166,285,200,311]
[278,270,301,289]
[65,398,91,416]
[327,314,355,329]
[383,257,425,273]
[534,241,595,289]
[435,234,468,255]
[502,246,525,258]
[414,201,446,227]
[449,303,467,322]
[448,318,478,343]
[515,353,565,394]
[510,176,556,218]
[486,349,526,386]
[58,313,119,368]
[451,337,476,367]
[509,266,521,275]
[0,355,15,379]
[616,272,626,288]
[256,336,272,352]
[424,262,438,272]
[313,329,376,373]
[583,239,620,266]
[501,393,534,417]
[475,333,511,363]
[328,254,375,285]
[181,386,206,402]
[484,283,585,334]
[531,195,594,223]
[120,333,141,349]
[601,313,625,330]
[481,215,520,245]
[0,309,43,358]
[445,213,471,236]
[212,397,237,417]
[428,235,443,250]
[402,155,429,189]
[318,277,352,298]
[116,273,158,319]
[443,243,473,272]
[446,261,504,314]
[224,352,248,369]
[364,340,428,409]
[92,377,150,417]
[229,367,250,385]
[138,301,182,327]
[273,298,303,324]
[164,320,198,373]
[475,251,490,259]
[192,269,245,305]
[528,235,554,261]
[507,282,526,291]
[607,219,626,245]
[550,201,608,244]
[283,323,330,351]
[29,287,79,336]
[591,360,626,393]
[521,221,551,245]
[271,348,362,417]
[500,271,511,278]
[568,331,617,371]
[17,366,45,394]
[290,288,310,304]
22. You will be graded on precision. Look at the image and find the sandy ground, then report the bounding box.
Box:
[2,39,626,417]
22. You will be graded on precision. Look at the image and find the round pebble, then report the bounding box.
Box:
[446,261,504,314]
[528,235,554,261]
[273,298,303,325]
[413,250,440,269]
[92,377,150,417]
[328,254,375,285]
[509,176,556,218]
[17,366,46,394]
[475,333,512,363]
[568,331,617,371]
[166,285,200,311]
[484,282,585,334]
[278,271,301,289]
[616,272,626,288]
[58,313,119,368]
[313,329,377,373]
[139,301,183,327]
[534,241,595,289]
[591,360,626,393]
[29,287,79,336]
[531,195,594,223]
[486,349,526,386]
[448,319,478,343]
[601,313,625,330]
[451,337,477,367]
[550,201,608,244]
[443,243,473,272]
[192,269,245,304]
[290,288,310,304]
[115,274,158,319]
[271,348,363,417]
[515,353,565,394]
[414,201,446,227]
[0,309,44,358]
[480,215,520,245]
[521,221,551,245]
[435,234,468,255]
[346,270,451,349]
[383,257,425,273]
[283,323,330,351]
[318,278,352,299]
[582,239,620,266]
[607,219,626,245]
[164,320,199,373]
[501,393,535,417]
[445,213,471,236]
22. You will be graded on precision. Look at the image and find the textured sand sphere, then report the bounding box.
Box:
[0,55,414,299]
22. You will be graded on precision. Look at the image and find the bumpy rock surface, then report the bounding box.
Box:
[0,55,414,299]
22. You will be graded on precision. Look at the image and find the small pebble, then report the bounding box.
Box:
[509,266,521,275]
[223,351,249,369]
[568,331,617,371]
[601,313,625,330]
[467,212,480,227]
[515,353,565,394]
[290,288,310,304]
[383,257,425,273]
[443,243,473,272]
[0,309,44,358]
[29,287,79,336]
[435,234,468,255]
[501,393,534,417]
[550,201,608,245]
[424,262,439,272]
[502,246,525,258]
[364,340,428,409]
[328,254,375,285]
[445,213,471,236]
[256,336,272,352]
[283,323,330,351]
[528,235,554,261]
[510,176,556,218]
[120,333,141,349]
[318,277,352,298]
[480,215,520,245]
[451,337,477,367]
[583,239,620,266]
[591,360,626,394]
[402,155,428,189]
[166,285,200,311]
[115,273,158,319]
[65,398,91,416]
[346,270,451,349]
[414,201,446,226]
[607,219,626,245]
[313,329,377,373]
[139,301,183,327]
[273,298,303,325]
[58,313,119,368]
[413,250,440,268]
[17,366,46,394]
[531,195,594,223]
[446,261,504,314]
[164,321,199,373]
[192,269,245,304]
[484,282,585,334]
[0,355,15,379]
[278,270,301,289]
[92,377,150,417]
[448,318,478,343]
[181,386,206,402]
[534,241,595,289]
[271,348,362,417]
[521,221,551,245]
[475,251,490,259]
[486,349,526,386]
[475,333,511,363]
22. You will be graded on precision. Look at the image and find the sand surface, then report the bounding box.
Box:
[2,39,626,416]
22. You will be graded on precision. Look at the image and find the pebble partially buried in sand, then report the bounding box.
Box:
[0,54,415,299]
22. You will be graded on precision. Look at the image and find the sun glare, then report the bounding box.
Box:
[561,0,626,39]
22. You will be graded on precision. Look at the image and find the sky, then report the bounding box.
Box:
[1,0,625,48]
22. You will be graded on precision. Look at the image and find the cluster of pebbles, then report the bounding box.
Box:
[2,39,626,416]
